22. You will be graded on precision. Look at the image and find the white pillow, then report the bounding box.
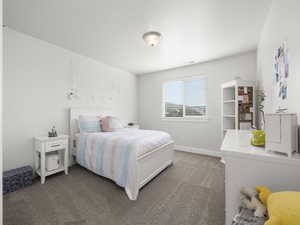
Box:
[78,115,102,133]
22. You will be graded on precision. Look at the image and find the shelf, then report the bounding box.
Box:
[36,166,65,177]
[224,115,236,118]
[223,100,235,103]
[221,80,256,139]
[239,120,252,123]
[238,102,253,105]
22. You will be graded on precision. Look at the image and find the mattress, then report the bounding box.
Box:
[75,128,172,157]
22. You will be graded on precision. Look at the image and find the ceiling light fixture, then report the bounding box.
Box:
[143,31,162,47]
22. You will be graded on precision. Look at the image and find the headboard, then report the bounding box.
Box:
[69,107,115,154]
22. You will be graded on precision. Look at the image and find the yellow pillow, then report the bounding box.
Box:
[265,192,300,225]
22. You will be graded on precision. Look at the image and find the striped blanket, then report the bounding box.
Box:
[76,129,172,200]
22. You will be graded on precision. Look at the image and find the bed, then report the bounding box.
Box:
[69,108,174,200]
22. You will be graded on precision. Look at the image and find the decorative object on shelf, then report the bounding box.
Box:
[251,129,265,147]
[276,107,288,113]
[238,86,254,129]
[48,126,58,137]
[273,42,289,111]
[3,166,33,195]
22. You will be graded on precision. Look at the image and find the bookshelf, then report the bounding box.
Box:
[221,80,256,138]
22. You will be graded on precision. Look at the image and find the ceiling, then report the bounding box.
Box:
[4,0,272,75]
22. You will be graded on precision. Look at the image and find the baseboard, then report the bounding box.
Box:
[174,145,222,158]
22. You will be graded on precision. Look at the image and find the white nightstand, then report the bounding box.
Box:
[34,135,69,184]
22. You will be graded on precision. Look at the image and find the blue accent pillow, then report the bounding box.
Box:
[78,115,102,133]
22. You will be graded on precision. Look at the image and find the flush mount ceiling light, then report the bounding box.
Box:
[142,31,162,47]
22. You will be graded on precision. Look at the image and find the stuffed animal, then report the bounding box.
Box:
[256,186,300,225]
[256,186,272,206]
[240,187,267,217]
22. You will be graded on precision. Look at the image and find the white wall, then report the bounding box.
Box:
[138,51,257,152]
[3,28,137,171]
[257,0,300,115]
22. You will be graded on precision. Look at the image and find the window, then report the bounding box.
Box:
[162,77,207,119]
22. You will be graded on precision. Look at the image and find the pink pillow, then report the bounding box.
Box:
[101,116,124,132]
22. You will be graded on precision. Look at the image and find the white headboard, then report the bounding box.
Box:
[69,107,116,154]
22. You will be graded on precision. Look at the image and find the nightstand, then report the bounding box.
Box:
[34,135,69,184]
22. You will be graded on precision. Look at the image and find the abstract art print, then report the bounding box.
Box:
[274,42,289,111]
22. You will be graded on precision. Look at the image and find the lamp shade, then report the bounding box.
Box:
[142,31,161,47]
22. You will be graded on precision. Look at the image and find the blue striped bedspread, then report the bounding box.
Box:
[76,129,172,200]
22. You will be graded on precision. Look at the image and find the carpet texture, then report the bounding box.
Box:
[3,151,225,225]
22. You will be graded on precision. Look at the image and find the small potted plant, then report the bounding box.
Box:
[251,90,266,147]
[257,90,266,130]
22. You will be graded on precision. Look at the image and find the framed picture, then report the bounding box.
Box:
[273,42,289,112]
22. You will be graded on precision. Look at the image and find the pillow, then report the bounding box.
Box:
[256,186,300,225]
[101,116,124,132]
[78,115,102,133]
[265,192,300,225]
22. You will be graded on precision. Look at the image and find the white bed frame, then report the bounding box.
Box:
[69,107,174,189]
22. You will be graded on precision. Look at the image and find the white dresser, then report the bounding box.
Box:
[221,130,300,225]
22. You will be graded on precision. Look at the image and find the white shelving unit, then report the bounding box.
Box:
[221,79,256,138]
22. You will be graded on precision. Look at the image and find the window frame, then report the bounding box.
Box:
[161,75,208,122]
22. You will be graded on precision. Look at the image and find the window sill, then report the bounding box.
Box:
[161,117,209,122]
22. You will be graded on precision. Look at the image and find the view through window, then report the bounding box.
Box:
[163,77,207,118]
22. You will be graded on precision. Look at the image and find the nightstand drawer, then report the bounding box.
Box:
[46,140,67,151]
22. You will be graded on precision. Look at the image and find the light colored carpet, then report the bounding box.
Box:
[3,151,225,225]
